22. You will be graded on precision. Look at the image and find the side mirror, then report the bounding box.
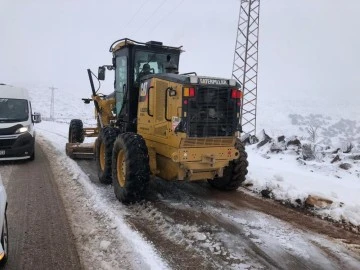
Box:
[32,112,42,123]
[98,66,106,80]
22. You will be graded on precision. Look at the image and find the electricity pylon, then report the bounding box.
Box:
[232,0,261,136]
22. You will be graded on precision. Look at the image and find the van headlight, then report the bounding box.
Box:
[15,126,30,134]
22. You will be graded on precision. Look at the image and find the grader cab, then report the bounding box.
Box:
[66,38,248,203]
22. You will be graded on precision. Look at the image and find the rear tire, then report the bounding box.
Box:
[68,119,84,143]
[208,139,248,191]
[112,133,150,203]
[0,211,8,266]
[95,127,120,184]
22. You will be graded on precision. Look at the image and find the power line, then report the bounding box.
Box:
[124,0,148,29]
[148,0,186,35]
[133,0,168,35]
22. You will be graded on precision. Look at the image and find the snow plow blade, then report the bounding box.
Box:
[66,143,95,159]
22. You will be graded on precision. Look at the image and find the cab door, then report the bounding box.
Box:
[114,53,128,117]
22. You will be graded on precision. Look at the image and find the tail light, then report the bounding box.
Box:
[231,88,242,99]
[184,87,196,97]
[189,88,195,97]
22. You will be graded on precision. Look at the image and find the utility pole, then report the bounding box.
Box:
[49,86,57,121]
[232,0,261,136]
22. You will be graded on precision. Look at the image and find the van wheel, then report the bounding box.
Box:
[29,150,35,161]
[208,139,248,191]
[112,133,150,203]
[95,127,120,184]
[0,211,8,266]
[68,119,84,143]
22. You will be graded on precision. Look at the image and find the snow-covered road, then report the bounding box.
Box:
[33,120,360,269]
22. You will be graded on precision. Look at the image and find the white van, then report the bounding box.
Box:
[0,84,41,161]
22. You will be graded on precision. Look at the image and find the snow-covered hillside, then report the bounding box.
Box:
[257,97,360,148]
[28,85,97,124]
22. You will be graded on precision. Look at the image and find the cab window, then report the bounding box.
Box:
[115,56,128,115]
[133,51,179,82]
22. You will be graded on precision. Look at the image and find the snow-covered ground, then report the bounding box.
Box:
[7,119,358,269]
[27,86,360,228]
[36,122,170,270]
[1,86,356,269]
[247,97,360,226]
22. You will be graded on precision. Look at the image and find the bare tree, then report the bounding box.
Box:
[306,125,319,143]
[343,142,354,154]
[305,125,324,162]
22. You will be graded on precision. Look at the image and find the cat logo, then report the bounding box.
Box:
[140,82,148,97]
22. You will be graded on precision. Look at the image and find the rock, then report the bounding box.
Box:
[295,198,302,205]
[99,240,111,251]
[257,139,270,148]
[241,133,251,144]
[270,142,283,153]
[339,163,352,170]
[305,195,333,209]
[261,189,271,198]
[241,134,259,145]
[258,129,271,142]
[331,155,341,164]
[287,138,301,147]
[244,182,253,187]
[278,135,285,142]
[302,144,315,161]
[297,158,306,165]
[351,155,360,160]
[249,135,259,144]
[332,148,341,154]
[257,131,272,148]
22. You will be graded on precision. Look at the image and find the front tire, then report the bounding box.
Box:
[0,211,8,266]
[29,150,35,161]
[112,133,150,203]
[208,139,249,191]
[68,119,84,143]
[95,127,120,184]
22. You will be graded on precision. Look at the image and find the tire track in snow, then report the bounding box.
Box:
[36,121,360,269]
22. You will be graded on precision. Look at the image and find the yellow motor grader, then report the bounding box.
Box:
[66,38,248,203]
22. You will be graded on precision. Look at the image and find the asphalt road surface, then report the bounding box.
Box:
[1,144,82,270]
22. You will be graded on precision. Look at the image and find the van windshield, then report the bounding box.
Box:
[0,98,29,123]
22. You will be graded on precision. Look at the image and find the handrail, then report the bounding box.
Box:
[164,87,172,122]
[109,38,183,52]
[147,86,154,117]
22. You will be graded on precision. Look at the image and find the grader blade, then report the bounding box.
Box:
[66,142,95,159]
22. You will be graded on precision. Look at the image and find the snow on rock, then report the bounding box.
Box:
[190,232,207,241]
[245,108,360,226]
[305,195,333,209]
[100,240,111,251]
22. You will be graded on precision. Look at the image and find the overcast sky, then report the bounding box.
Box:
[1,0,359,103]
